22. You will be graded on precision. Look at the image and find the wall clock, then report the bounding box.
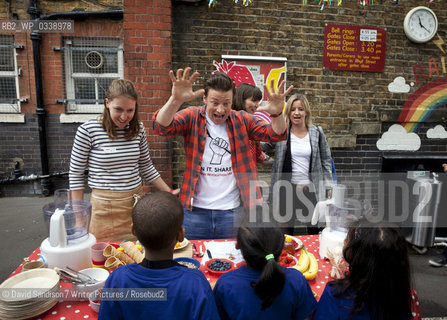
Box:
[403,6,438,43]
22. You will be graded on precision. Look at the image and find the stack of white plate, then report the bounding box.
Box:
[0,268,60,320]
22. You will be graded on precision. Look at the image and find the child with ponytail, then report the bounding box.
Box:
[213,224,316,319]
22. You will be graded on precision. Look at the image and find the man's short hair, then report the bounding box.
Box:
[204,72,236,98]
[132,192,184,251]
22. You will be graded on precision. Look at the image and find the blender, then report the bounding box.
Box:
[311,184,370,259]
[41,194,96,271]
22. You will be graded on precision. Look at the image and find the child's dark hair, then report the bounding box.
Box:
[132,191,184,251]
[237,225,285,310]
[204,72,235,98]
[333,225,411,320]
[102,79,141,140]
[233,83,263,111]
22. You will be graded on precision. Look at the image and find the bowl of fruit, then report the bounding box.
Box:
[279,253,298,268]
[205,258,236,276]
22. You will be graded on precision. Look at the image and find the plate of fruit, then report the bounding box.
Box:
[205,258,236,276]
[279,253,299,268]
[174,238,189,250]
[284,235,303,251]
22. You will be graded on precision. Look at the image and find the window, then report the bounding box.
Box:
[63,37,123,113]
[0,35,20,113]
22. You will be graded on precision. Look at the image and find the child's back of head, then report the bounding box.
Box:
[335,224,411,320]
[100,192,220,319]
[132,191,183,252]
[237,225,286,310]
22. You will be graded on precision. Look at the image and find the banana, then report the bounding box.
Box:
[303,251,318,280]
[293,248,310,273]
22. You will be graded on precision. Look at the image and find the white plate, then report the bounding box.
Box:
[174,238,189,250]
[0,298,58,320]
[0,269,59,302]
[280,254,299,268]
[0,269,60,320]
[284,235,303,250]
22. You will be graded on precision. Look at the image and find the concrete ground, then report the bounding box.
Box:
[0,195,446,319]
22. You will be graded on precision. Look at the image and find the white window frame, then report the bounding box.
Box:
[63,37,123,114]
[0,35,21,114]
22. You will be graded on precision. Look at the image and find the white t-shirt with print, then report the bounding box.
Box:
[193,114,240,210]
[290,132,311,185]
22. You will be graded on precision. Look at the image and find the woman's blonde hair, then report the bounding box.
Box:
[101,79,140,140]
[284,93,312,128]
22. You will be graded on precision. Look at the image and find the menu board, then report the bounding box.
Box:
[323,24,386,72]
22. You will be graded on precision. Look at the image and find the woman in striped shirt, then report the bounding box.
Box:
[69,79,177,242]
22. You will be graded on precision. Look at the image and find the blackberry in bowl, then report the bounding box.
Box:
[205,258,235,276]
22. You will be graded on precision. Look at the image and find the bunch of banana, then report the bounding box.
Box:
[294,248,309,273]
[292,247,318,280]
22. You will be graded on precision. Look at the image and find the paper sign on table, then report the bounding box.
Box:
[201,241,244,265]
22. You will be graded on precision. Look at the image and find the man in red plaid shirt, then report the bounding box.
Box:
[153,68,292,240]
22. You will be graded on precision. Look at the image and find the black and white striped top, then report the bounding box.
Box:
[69,119,160,191]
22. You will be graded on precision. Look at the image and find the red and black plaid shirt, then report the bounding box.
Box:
[250,140,266,163]
[153,106,286,210]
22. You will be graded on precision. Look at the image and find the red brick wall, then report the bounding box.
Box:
[14,33,34,114]
[40,22,124,114]
[123,0,173,191]
[1,1,175,194]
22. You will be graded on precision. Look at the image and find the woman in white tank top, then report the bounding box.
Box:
[270,94,333,235]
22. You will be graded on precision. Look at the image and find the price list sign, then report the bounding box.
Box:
[323,24,386,72]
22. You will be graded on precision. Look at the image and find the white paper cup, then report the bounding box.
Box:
[22,260,45,272]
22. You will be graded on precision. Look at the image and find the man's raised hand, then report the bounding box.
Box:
[169,67,205,106]
[258,78,293,116]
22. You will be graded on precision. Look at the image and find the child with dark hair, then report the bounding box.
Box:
[98,191,219,320]
[233,83,263,113]
[213,224,316,319]
[234,83,273,165]
[313,226,414,320]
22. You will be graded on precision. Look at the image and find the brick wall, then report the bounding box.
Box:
[0,114,40,177]
[2,0,447,197]
[170,0,447,188]
[0,0,173,195]
[0,21,124,195]
[123,0,173,192]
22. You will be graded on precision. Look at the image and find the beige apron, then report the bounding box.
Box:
[89,185,144,242]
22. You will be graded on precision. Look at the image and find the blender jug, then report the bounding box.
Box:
[40,200,95,270]
[54,188,70,209]
[327,198,368,232]
[64,200,92,242]
[43,200,92,242]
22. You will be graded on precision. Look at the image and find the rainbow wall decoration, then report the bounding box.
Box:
[398,77,447,132]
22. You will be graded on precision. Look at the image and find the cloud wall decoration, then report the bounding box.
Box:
[377,124,421,151]
[388,76,411,93]
[427,125,447,139]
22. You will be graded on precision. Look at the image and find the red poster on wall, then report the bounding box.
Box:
[323,24,386,72]
[213,55,287,103]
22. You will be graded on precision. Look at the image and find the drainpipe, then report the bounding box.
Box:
[28,0,51,196]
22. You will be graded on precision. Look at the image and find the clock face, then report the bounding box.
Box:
[404,7,438,43]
